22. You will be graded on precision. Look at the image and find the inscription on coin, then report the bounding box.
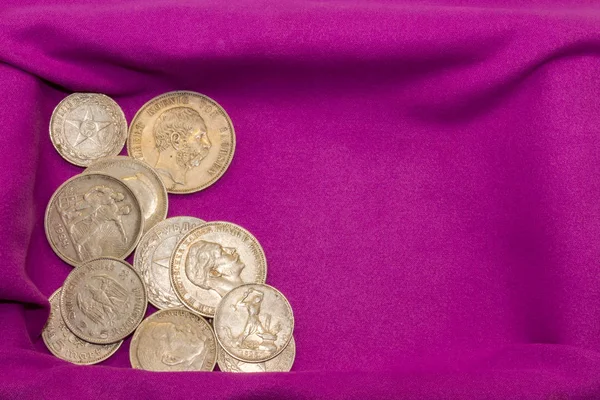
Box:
[127,91,235,194]
[60,257,147,344]
[130,308,217,371]
[45,173,144,266]
[218,336,295,372]
[170,222,267,317]
[85,156,168,233]
[42,289,122,365]
[214,284,294,363]
[50,93,128,167]
[134,217,205,309]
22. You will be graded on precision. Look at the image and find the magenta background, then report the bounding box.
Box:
[2,1,600,399]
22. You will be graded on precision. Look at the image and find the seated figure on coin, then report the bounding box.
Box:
[138,321,208,371]
[185,240,245,298]
[152,107,211,188]
[228,288,280,352]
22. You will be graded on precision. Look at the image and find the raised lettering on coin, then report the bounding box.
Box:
[60,257,147,344]
[127,91,235,194]
[45,173,144,267]
[42,289,122,365]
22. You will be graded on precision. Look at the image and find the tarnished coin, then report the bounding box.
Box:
[60,257,147,344]
[129,308,217,371]
[50,93,128,167]
[214,284,294,363]
[44,173,144,266]
[85,156,168,234]
[218,336,295,373]
[134,217,205,309]
[42,289,122,365]
[170,221,267,317]
[127,91,235,194]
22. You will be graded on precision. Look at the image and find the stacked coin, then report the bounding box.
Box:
[42,91,295,372]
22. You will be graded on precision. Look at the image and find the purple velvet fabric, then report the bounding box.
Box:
[2,1,600,398]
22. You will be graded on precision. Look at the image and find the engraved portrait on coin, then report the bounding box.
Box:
[170,222,267,317]
[217,336,295,373]
[45,173,144,266]
[130,309,217,372]
[127,91,235,194]
[214,284,294,363]
[61,258,147,344]
[42,289,122,365]
[133,217,205,309]
[85,156,168,234]
[50,93,128,167]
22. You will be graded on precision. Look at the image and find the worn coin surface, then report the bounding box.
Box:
[42,289,122,365]
[217,336,295,372]
[133,217,205,309]
[45,173,144,267]
[213,283,294,363]
[50,93,128,167]
[85,156,168,234]
[170,222,267,317]
[127,91,235,194]
[60,257,147,344]
[129,308,217,371]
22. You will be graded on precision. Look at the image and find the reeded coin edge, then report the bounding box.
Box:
[60,257,148,344]
[213,283,294,363]
[126,90,236,194]
[44,173,145,267]
[49,93,128,167]
[133,217,206,310]
[129,308,217,372]
[42,289,123,365]
[83,156,169,233]
[169,221,268,318]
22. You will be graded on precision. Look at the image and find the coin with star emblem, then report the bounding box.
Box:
[50,93,128,167]
[133,217,205,309]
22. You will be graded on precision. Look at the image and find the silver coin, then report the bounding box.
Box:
[85,156,168,234]
[133,217,205,310]
[127,91,235,194]
[44,173,144,267]
[50,93,127,167]
[217,336,295,372]
[60,257,148,344]
[170,221,267,317]
[213,283,294,363]
[129,308,217,371]
[42,288,122,365]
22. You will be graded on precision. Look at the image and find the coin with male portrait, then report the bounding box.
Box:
[127,91,235,194]
[170,222,267,317]
[130,308,217,372]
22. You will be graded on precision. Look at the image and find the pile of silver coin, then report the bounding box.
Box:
[41,91,295,372]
